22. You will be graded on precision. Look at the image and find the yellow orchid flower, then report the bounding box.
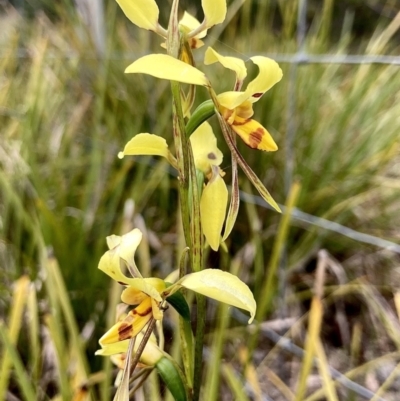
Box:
[116,0,226,44]
[96,228,256,355]
[97,229,166,353]
[118,123,228,251]
[204,47,283,151]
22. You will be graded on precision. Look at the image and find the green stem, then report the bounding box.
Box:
[166,4,206,397]
[193,294,206,401]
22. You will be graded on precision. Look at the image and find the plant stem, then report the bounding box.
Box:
[193,293,206,401]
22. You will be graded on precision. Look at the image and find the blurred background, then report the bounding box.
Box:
[1,0,400,400]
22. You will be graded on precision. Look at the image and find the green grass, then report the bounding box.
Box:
[1,0,400,399]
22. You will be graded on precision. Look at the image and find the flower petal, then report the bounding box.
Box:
[118,134,170,159]
[116,0,159,31]
[118,229,143,277]
[180,12,206,39]
[190,122,223,174]
[99,297,153,345]
[98,247,129,284]
[245,56,283,103]
[202,0,227,28]
[98,249,164,300]
[151,297,163,320]
[217,57,283,109]
[96,333,165,365]
[106,234,121,250]
[95,339,130,356]
[119,134,178,169]
[231,117,278,152]
[121,287,148,305]
[125,54,209,86]
[204,47,247,86]
[200,168,228,251]
[178,269,256,323]
[217,90,248,110]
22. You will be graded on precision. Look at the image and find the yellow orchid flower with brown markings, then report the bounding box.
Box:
[204,47,282,152]
[96,228,256,355]
[115,0,226,44]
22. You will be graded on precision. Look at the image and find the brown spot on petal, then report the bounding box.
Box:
[252,92,263,98]
[133,306,152,317]
[117,281,128,286]
[118,322,133,341]
[248,128,264,148]
[208,152,216,160]
[190,38,199,49]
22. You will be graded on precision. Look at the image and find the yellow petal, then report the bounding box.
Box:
[179,269,256,323]
[200,169,228,251]
[245,56,283,103]
[125,54,209,86]
[98,249,164,301]
[98,247,129,284]
[96,333,165,365]
[180,12,206,39]
[99,297,153,345]
[118,134,170,159]
[202,0,227,28]
[126,278,164,302]
[204,47,247,84]
[217,90,248,110]
[231,117,278,152]
[217,57,283,109]
[151,297,163,320]
[234,100,254,120]
[190,122,223,174]
[106,234,121,250]
[116,0,159,31]
[121,287,148,305]
[95,339,130,356]
[118,228,143,277]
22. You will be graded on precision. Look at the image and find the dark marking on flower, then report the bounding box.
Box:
[208,152,217,160]
[118,322,133,341]
[190,38,199,49]
[118,281,128,286]
[133,306,152,317]
[248,128,264,148]
[252,92,263,98]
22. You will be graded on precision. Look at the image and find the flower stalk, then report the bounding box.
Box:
[97,0,282,399]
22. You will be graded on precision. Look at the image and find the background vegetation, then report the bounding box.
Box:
[1,0,399,399]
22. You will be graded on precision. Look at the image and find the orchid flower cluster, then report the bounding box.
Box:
[96,1,282,400]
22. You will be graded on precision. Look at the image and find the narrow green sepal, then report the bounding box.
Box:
[185,100,215,137]
[165,284,191,321]
[156,357,187,401]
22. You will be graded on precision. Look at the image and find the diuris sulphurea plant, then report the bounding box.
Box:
[97,1,282,400]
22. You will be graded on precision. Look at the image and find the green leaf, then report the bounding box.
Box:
[156,357,187,401]
[185,100,216,137]
[167,292,191,322]
[165,284,191,321]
